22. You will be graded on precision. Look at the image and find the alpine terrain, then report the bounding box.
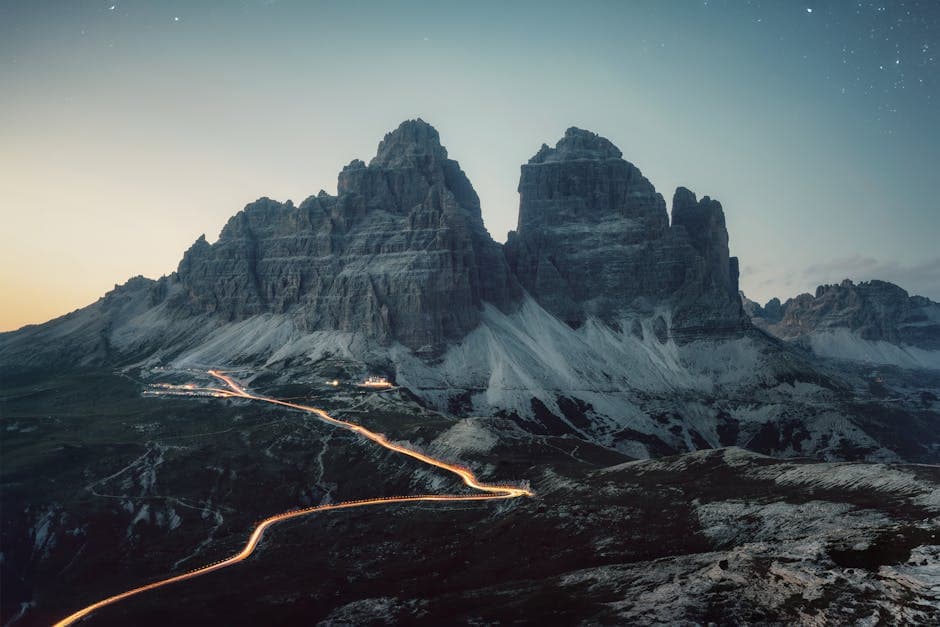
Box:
[2,120,938,625]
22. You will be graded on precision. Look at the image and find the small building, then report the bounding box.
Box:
[359,375,392,389]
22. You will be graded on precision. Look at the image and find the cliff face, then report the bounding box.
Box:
[748,279,940,352]
[504,127,746,337]
[172,124,751,352]
[174,119,519,353]
[3,120,938,463]
[1,121,753,369]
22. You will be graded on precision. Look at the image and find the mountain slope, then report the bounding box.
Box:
[2,121,938,462]
[745,279,940,370]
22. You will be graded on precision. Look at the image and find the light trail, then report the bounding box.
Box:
[53,370,532,626]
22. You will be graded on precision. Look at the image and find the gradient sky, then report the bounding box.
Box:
[1,0,938,331]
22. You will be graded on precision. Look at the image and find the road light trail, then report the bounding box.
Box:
[53,370,532,626]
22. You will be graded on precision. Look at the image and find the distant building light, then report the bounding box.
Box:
[360,376,392,389]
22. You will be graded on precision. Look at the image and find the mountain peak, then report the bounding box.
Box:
[370,118,447,168]
[528,127,623,164]
[672,186,698,210]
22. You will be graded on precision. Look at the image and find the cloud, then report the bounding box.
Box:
[801,255,940,300]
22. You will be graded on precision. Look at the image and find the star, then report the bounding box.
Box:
[806,7,813,13]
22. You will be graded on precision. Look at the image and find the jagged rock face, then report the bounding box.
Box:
[174,119,518,352]
[742,295,786,331]
[2,120,752,371]
[2,120,937,466]
[670,187,745,334]
[751,279,940,350]
[504,127,746,336]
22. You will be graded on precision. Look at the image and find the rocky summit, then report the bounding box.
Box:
[176,124,745,351]
[1,120,938,463]
[173,119,518,353]
[744,279,940,370]
[0,121,748,364]
[505,128,746,337]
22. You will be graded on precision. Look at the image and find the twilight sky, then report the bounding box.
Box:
[1,0,937,331]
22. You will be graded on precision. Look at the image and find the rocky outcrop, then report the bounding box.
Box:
[504,128,746,337]
[4,121,754,369]
[173,119,519,353]
[748,280,940,352]
[4,122,755,367]
[670,187,746,335]
[743,295,785,325]
[4,120,937,464]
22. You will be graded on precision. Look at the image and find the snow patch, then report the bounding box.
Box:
[30,507,58,559]
[695,499,887,546]
[430,418,498,455]
[809,328,940,370]
[126,504,151,538]
[757,463,940,511]
[322,597,427,623]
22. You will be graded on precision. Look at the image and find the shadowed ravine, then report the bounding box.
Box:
[52,370,533,626]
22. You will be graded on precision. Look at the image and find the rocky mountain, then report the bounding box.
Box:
[1,119,520,365]
[744,279,940,370]
[505,128,746,337]
[3,120,940,626]
[174,119,519,354]
[1,121,938,463]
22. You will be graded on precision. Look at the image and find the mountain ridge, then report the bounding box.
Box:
[743,278,940,370]
[2,120,938,463]
[2,119,748,363]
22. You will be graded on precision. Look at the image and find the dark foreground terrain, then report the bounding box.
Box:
[2,368,939,625]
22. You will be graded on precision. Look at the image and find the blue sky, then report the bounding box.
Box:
[1,0,937,330]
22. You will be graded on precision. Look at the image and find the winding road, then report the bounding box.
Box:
[53,370,532,626]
